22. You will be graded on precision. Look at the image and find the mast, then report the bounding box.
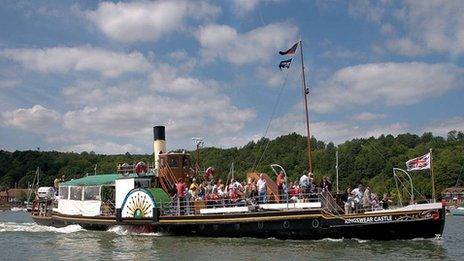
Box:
[299,40,313,173]
[336,149,339,194]
[430,148,436,202]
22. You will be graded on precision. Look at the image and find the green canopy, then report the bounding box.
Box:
[60,173,140,187]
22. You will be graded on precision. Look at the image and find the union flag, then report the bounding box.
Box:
[406,152,431,171]
[279,42,299,55]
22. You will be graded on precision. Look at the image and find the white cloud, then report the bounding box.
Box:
[351,1,464,56]
[352,112,387,121]
[256,67,285,87]
[312,62,464,113]
[58,64,256,150]
[424,116,464,136]
[0,105,61,132]
[85,0,220,43]
[392,1,464,56]
[232,0,281,15]
[386,38,425,56]
[62,90,256,140]
[1,46,151,78]
[233,0,261,14]
[196,22,298,65]
[347,0,391,23]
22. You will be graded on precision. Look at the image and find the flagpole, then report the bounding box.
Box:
[430,148,436,203]
[299,39,313,173]
[336,148,339,194]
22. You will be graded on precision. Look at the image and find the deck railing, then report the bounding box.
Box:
[156,190,342,216]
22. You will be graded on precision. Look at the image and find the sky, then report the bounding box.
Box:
[0,0,463,154]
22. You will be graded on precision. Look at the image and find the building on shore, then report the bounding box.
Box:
[441,187,464,206]
[0,188,29,205]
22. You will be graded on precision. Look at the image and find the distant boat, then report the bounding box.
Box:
[450,207,464,216]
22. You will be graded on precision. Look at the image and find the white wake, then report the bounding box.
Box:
[0,222,83,233]
[107,225,163,236]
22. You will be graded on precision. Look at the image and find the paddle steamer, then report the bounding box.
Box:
[31,41,445,240]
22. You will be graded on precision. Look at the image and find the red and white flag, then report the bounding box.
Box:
[406,153,431,171]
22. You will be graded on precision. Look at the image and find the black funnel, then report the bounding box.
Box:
[153,126,165,141]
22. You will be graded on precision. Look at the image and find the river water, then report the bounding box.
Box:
[0,210,462,260]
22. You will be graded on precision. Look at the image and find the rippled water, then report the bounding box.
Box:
[0,211,462,260]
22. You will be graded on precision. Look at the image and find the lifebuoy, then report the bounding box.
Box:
[431,211,440,221]
[135,161,147,174]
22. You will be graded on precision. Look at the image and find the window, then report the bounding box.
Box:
[59,187,69,200]
[70,186,83,200]
[84,186,100,200]
[101,186,115,202]
[134,179,150,188]
[169,157,178,168]
[183,157,190,168]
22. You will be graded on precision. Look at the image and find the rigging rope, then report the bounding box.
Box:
[252,68,292,171]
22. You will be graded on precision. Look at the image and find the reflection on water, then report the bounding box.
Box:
[0,211,461,260]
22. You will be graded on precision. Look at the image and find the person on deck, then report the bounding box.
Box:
[247,178,258,203]
[299,171,310,198]
[257,174,267,204]
[351,184,364,212]
[289,182,299,202]
[53,175,65,196]
[380,193,392,210]
[362,186,372,210]
[189,178,199,200]
[175,178,186,213]
[342,187,353,214]
[321,176,332,193]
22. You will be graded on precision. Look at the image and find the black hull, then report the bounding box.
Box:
[161,216,444,240]
[31,207,446,241]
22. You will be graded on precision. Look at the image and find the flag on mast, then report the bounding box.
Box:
[278,58,292,70]
[406,153,431,171]
[279,42,299,55]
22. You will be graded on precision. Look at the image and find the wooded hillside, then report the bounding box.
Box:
[1,131,463,199]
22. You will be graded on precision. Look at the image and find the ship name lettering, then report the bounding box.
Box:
[344,215,392,224]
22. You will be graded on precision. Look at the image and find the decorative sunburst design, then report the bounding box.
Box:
[121,190,155,219]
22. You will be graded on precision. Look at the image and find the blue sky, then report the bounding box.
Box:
[0,0,463,154]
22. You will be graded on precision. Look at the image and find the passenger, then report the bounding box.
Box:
[230,179,243,191]
[53,175,61,196]
[370,193,380,210]
[249,178,258,203]
[197,182,206,200]
[321,176,332,192]
[380,193,392,210]
[189,178,199,200]
[362,186,372,210]
[229,187,240,204]
[289,182,299,202]
[351,184,363,212]
[276,171,285,200]
[299,171,310,199]
[175,178,186,213]
[257,174,267,204]
[342,187,353,214]
[216,179,226,206]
